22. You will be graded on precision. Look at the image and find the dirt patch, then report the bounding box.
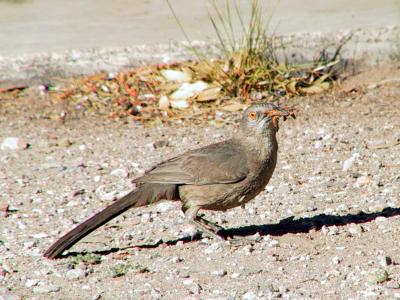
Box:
[1,64,400,299]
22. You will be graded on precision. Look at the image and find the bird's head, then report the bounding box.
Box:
[240,102,296,135]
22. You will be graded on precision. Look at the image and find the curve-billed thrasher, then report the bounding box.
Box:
[44,103,295,258]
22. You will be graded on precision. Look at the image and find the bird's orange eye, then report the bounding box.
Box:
[248,112,257,120]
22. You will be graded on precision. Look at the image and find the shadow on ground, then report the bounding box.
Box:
[61,207,400,258]
[222,206,400,237]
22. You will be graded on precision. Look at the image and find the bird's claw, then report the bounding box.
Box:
[227,236,255,247]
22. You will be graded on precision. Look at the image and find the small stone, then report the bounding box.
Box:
[92,293,102,300]
[231,272,240,279]
[379,256,392,267]
[26,279,39,287]
[293,205,307,214]
[32,232,48,239]
[366,269,389,284]
[277,184,291,194]
[375,216,388,223]
[375,217,388,230]
[95,186,117,201]
[265,186,274,193]
[180,224,198,238]
[332,256,341,265]
[367,83,378,89]
[188,283,202,295]
[171,256,183,263]
[355,176,371,187]
[267,239,279,247]
[100,85,110,93]
[242,291,258,300]
[161,69,192,82]
[336,204,349,212]
[243,245,254,255]
[150,288,162,299]
[183,279,194,286]
[110,168,128,178]
[342,153,359,172]
[203,242,222,254]
[211,269,227,277]
[347,224,363,236]
[322,225,339,236]
[0,288,19,300]
[58,138,73,147]
[153,140,169,149]
[72,189,85,197]
[1,137,20,151]
[23,240,37,250]
[158,95,170,110]
[170,99,189,109]
[66,268,86,280]
[33,284,61,294]
[141,213,153,223]
[156,202,176,212]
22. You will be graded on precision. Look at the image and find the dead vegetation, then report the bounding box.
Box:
[0,1,346,125]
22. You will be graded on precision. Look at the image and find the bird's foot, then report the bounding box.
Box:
[190,219,225,241]
[196,216,224,232]
[226,236,255,247]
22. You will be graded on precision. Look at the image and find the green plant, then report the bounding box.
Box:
[110,263,131,278]
[167,0,342,99]
[70,253,102,265]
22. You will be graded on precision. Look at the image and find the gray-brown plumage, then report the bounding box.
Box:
[43,103,295,259]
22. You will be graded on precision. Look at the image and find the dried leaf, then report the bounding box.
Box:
[194,87,222,102]
[0,85,27,93]
[286,80,298,95]
[220,102,246,112]
[299,81,331,95]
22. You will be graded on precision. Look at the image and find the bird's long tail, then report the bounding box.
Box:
[43,183,178,259]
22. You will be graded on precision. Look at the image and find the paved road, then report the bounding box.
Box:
[0,0,399,56]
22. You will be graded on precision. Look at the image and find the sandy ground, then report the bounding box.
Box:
[0,0,399,56]
[1,65,400,299]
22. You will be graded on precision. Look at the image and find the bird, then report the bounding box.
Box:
[43,102,296,259]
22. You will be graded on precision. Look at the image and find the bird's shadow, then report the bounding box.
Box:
[63,207,400,258]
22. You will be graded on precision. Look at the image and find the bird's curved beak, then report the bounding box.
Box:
[264,106,296,129]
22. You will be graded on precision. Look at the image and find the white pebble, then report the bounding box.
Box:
[182,279,194,286]
[203,242,221,254]
[66,268,86,280]
[1,137,20,151]
[268,240,279,247]
[158,95,170,110]
[242,291,258,300]
[32,233,48,239]
[161,69,191,82]
[332,256,341,265]
[33,284,60,294]
[243,245,254,255]
[211,269,227,277]
[342,153,359,172]
[156,202,176,212]
[110,168,128,178]
[265,186,274,193]
[26,279,39,287]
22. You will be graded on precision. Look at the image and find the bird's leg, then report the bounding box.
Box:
[196,215,224,232]
[184,206,225,241]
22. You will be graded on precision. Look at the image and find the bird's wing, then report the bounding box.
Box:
[135,140,249,185]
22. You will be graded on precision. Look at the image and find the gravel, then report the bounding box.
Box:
[1,65,400,299]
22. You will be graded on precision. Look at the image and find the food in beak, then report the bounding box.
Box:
[265,107,296,129]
